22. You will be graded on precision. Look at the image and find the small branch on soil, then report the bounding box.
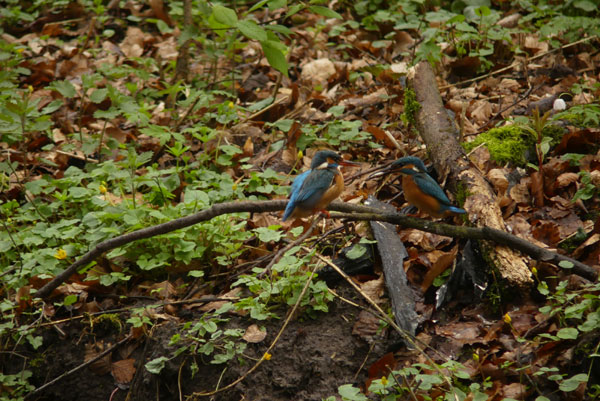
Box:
[24,334,132,399]
[188,256,322,399]
[35,200,598,299]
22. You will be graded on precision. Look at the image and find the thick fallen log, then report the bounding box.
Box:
[408,61,532,287]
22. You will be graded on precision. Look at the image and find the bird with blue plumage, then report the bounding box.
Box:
[387,156,467,218]
[283,150,359,221]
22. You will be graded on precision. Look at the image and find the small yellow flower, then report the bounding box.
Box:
[263,352,272,361]
[472,352,479,362]
[381,376,388,386]
[531,267,537,275]
[232,183,237,190]
[503,313,512,324]
[16,48,25,53]
[99,184,107,194]
[54,249,67,260]
[228,101,234,109]
[28,85,34,93]
[297,150,303,159]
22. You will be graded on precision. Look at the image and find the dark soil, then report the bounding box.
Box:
[21,284,391,401]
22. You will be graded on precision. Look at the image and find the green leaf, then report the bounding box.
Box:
[237,19,267,41]
[63,294,78,306]
[345,244,367,260]
[559,373,587,392]
[254,227,283,243]
[286,4,304,18]
[248,0,269,13]
[556,327,578,340]
[338,384,368,401]
[212,5,238,27]
[573,0,596,11]
[156,19,172,34]
[90,88,108,103]
[41,99,64,114]
[260,40,289,77]
[268,0,287,10]
[267,24,294,37]
[51,80,76,98]
[308,5,342,19]
[535,397,551,401]
[188,270,204,278]
[558,260,574,269]
[145,356,169,374]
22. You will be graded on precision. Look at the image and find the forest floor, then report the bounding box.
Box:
[1,1,600,400]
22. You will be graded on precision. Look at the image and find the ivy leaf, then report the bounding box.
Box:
[556,327,578,340]
[212,5,238,27]
[559,373,587,392]
[558,260,574,269]
[145,356,169,374]
[254,227,283,243]
[337,384,368,401]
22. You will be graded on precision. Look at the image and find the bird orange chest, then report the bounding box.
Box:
[316,172,344,210]
[402,175,442,217]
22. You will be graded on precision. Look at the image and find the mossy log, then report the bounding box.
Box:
[407,61,533,287]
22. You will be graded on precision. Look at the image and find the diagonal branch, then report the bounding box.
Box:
[35,200,597,299]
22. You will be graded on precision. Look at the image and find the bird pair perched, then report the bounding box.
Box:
[282,150,466,221]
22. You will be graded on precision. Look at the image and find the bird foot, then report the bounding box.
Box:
[318,210,331,218]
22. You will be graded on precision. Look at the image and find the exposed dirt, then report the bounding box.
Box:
[22,284,390,401]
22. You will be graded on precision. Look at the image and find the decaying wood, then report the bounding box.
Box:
[366,197,417,343]
[408,61,533,287]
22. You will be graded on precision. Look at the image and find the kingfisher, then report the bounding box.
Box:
[382,156,466,218]
[283,150,359,221]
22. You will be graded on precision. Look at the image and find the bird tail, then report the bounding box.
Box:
[282,202,294,221]
[447,206,467,214]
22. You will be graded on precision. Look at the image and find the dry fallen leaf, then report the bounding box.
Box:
[300,58,335,87]
[242,324,267,343]
[352,310,383,341]
[111,358,136,384]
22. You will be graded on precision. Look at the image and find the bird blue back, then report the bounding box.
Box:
[396,158,466,215]
[407,170,465,213]
[283,170,310,221]
[283,168,336,221]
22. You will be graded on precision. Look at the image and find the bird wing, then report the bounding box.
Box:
[411,172,452,206]
[283,170,311,220]
[294,169,336,208]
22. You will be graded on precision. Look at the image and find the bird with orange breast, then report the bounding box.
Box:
[283,150,359,221]
[380,156,466,218]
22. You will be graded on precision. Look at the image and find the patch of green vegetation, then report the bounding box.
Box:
[94,313,123,333]
[402,88,420,127]
[454,181,469,207]
[558,228,588,253]
[463,125,534,166]
[554,103,600,128]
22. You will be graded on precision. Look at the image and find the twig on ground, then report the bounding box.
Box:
[25,334,132,399]
[188,258,322,399]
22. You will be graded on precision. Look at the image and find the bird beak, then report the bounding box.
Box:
[367,162,397,179]
[338,160,360,167]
